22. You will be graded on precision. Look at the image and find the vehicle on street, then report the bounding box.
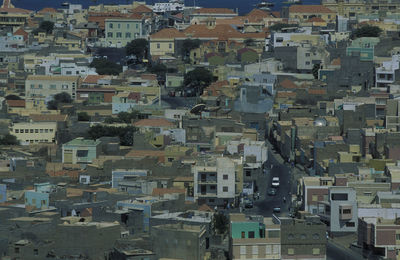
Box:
[272,177,280,188]
[267,188,277,196]
[244,198,253,208]
[273,207,281,213]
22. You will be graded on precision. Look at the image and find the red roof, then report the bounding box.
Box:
[308,89,327,95]
[133,118,174,127]
[83,75,106,84]
[150,28,186,39]
[306,17,326,23]
[13,27,28,41]
[289,5,335,13]
[6,99,25,107]
[280,79,297,89]
[193,8,236,14]
[132,4,152,13]
[152,188,185,196]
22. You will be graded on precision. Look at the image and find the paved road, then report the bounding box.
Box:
[327,241,365,260]
[244,146,294,217]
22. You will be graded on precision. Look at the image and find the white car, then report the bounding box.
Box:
[272,177,280,188]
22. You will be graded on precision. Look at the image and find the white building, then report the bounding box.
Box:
[193,157,237,206]
[153,1,185,13]
[375,55,400,89]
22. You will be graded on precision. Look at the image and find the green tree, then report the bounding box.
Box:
[77,112,90,121]
[312,63,321,79]
[0,134,19,145]
[5,95,21,100]
[126,39,149,61]
[214,212,229,234]
[149,63,167,77]
[47,92,72,110]
[90,58,122,75]
[88,125,137,146]
[353,25,382,38]
[184,67,214,95]
[181,39,201,61]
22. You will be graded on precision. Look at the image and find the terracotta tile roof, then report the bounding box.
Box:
[30,114,68,122]
[271,11,281,18]
[133,118,174,127]
[276,91,297,98]
[306,16,326,23]
[245,9,273,22]
[83,75,106,84]
[0,0,30,13]
[14,27,28,41]
[173,13,184,19]
[38,7,57,14]
[193,8,236,14]
[125,150,165,163]
[150,27,186,39]
[174,176,193,182]
[184,24,266,40]
[88,11,123,29]
[215,17,245,26]
[6,99,25,107]
[280,79,297,89]
[289,5,335,13]
[132,4,152,13]
[152,188,185,196]
[308,89,327,95]
[140,74,157,80]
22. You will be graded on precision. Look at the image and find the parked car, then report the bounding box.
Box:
[271,177,280,188]
[267,188,277,196]
[244,198,253,208]
[273,207,281,213]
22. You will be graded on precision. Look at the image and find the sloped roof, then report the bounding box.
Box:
[150,28,186,39]
[14,27,28,40]
[289,5,335,13]
[132,4,152,13]
[6,99,25,107]
[308,89,327,95]
[280,79,297,89]
[306,16,326,23]
[83,75,107,84]
[0,0,30,13]
[184,24,266,40]
[193,8,236,14]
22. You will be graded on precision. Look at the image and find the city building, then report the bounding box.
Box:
[62,138,101,164]
[10,121,58,144]
[25,75,80,100]
[105,16,144,47]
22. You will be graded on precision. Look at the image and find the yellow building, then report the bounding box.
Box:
[0,0,31,28]
[25,75,80,100]
[322,0,365,18]
[289,5,336,23]
[10,122,58,144]
[7,99,60,116]
[149,28,186,57]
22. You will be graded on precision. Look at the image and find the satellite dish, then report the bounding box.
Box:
[190,103,206,114]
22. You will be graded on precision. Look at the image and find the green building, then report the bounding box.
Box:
[62,138,101,164]
[346,37,380,61]
[166,74,184,88]
[105,17,143,47]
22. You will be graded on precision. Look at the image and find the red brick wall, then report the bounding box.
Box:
[376,230,395,246]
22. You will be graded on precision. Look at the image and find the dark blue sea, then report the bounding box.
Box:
[12,0,320,15]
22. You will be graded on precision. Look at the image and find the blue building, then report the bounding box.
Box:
[117,197,157,232]
[112,169,148,188]
[24,182,52,210]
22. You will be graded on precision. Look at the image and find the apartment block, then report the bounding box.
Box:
[105,16,143,47]
[62,138,101,164]
[230,214,281,260]
[25,75,80,100]
[10,121,57,144]
[193,157,237,206]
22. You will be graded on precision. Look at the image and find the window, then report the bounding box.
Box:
[127,23,130,29]
[136,24,139,29]
[45,129,48,133]
[252,245,258,254]
[266,245,272,255]
[169,43,172,49]
[107,32,113,38]
[346,222,355,227]
[168,158,174,162]
[223,174,228,180]
[288,248,294,255]
[157,43,160,49]
[223,186,228,192]
[396,234,400,240]
[312,195,318,201]
[15,129,19,133]
[306,53,310,57]
[15,247,19,253]
[245,170,251,177]
[273,245,279,254]
[109,23,113,29]
[300,234,307,239]
[313,233,320,240]
[126,32,131,38]
[62,85,69,90]
[248,231,255,238]
[116,32,122,38]
[268,230,280,238]
[241,231,245,238]
[240,245,246,254]
[288,234,295,240]
[30,129,34,133]
[210,185,216,190]
[313,248,320,255]
[343,209,351,214]
[38,84,43,89]
[50,84,56,89]
[118,23,121,29]
[305,61,310,65]
[30,84,35,89]
[331,193,348,201]
[77,150,88,157]
[35,129,38,133]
